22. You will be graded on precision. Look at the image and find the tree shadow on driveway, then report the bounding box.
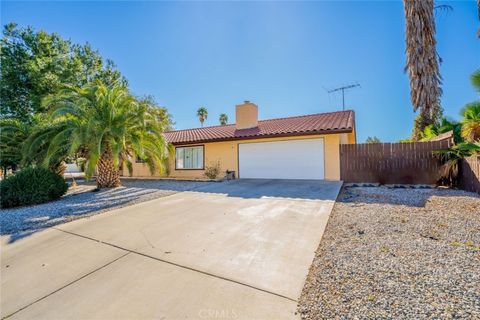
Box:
[1,180,214,243]
[2,179,343,243]
[191,179,342,201]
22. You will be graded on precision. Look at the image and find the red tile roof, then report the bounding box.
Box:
[164,110,355,145]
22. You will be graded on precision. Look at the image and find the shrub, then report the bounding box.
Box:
[0,167,68,208]
[434,142,480,187]
[204,161,221,179]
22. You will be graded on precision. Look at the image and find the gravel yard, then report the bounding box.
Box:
[298,186,480,319]
[0,179,214,241]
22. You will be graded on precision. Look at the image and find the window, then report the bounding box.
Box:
[175,146,204,169]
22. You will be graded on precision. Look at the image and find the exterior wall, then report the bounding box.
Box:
[127,132,356,181]
[348,128,356,144]
[124,161,162,177]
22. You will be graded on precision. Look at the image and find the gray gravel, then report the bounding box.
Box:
[298,186,480,319]
[0,179,215,241]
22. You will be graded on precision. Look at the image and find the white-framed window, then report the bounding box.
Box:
[175,146,204,169]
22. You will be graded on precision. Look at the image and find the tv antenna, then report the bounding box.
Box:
[327,82,361,111]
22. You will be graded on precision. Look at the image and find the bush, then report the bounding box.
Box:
[0,167,68,208]
[204,161,221,179]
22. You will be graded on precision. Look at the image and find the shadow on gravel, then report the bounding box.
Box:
[338,185,480,207]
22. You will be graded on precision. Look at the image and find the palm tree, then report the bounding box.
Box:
[219,113,228,125]
[22,120,74,176]
[419,117,462,143]
[460,70,480,142]
[477,0,480,38]
[461,104,480,142]
[435,142,480,186]
[365,136,381,144]
[24,81,169,188]
[404,0,443,140]
[197,107,208,127]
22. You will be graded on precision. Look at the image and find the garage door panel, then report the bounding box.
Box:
[239,139,324,179]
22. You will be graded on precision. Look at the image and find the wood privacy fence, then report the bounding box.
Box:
[459,156,480,194]
[340,140,452,184]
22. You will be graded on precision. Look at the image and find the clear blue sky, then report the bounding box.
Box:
[2,1,479,142]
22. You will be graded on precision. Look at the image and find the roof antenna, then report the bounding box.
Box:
[327,82,360,111]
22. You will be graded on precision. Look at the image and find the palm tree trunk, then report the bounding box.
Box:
[477,0,480,38]
[404,0,442,140]
[50,161,67,176]
[97,143,121,188]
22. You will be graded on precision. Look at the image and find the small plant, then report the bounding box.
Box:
[465,240,474,247]
[450,241,462,247]
[379,245,390,253]
[0,167,68,208]
[204,161,221,179]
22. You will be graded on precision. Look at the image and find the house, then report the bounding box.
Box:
[128,101,356,180]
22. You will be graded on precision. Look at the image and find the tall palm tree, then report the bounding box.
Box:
[477,0,480,38]
[197,107,208,127]
[219,113,228,125]
[24,81,169,188]
[365,136,381,144]
[404,0,443,140]
[460,70,480,142]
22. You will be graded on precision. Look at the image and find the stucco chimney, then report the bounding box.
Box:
[235,101,258,130]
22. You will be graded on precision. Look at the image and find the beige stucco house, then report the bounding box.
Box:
[126,101,356,180]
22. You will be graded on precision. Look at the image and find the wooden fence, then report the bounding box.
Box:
[340,140,452,184]
[459,156,480,194]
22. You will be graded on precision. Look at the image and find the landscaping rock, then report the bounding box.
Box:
[298,186,480,319]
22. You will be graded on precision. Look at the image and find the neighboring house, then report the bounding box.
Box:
[127,101,356,180]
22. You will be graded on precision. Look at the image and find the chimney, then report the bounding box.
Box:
[235,101,258,130]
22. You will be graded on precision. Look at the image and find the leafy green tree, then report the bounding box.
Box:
[460,70,480,142]
[0,118,32,175]
[219,113,228,125]
[365,136,381,144]
[138,95,174,131]
[197,107,208,127]
[24,82,169,188]
[0,23,126,122]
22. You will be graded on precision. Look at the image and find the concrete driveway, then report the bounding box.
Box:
[1,179,341,320]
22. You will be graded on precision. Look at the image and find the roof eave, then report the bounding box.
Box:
[167,128,353,146]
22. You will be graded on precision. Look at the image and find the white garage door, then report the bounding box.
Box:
[238,138,325,179]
